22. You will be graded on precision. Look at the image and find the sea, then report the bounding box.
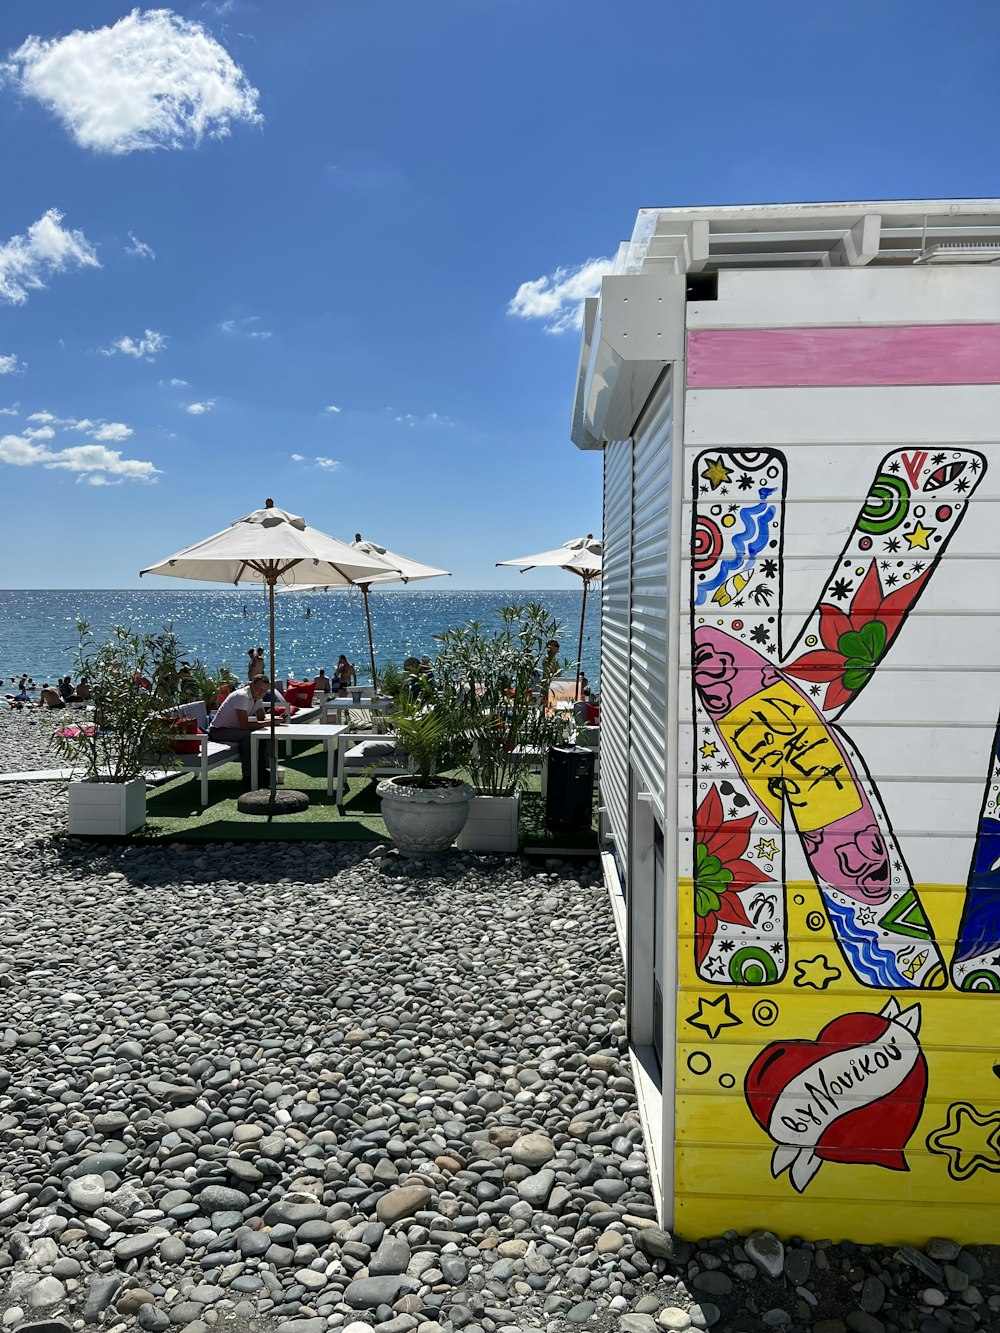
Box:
[0,588,601,690]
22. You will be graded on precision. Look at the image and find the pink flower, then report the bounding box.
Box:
[694,641,737,715]
[833,824,890,901]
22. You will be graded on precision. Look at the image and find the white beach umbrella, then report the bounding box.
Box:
[497,534,602,700]
[288,534,451,688]
[140,499,398,806]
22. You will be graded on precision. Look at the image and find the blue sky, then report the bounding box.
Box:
[0,1,997,589]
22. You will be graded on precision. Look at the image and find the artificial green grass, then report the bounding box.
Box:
[139,739,598,853]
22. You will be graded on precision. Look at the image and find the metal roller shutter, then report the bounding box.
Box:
[629,374,672,809]
[601,439,633,872]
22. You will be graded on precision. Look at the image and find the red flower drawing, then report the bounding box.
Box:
[784,563,928,711]
[694,786,771,968]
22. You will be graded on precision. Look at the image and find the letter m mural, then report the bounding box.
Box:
[690,448,990,990]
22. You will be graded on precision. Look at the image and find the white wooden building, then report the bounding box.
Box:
[571,201,1000,1243]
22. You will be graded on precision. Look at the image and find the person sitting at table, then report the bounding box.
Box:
[208,675,285,787]
[332,654,356,696]
[312,668,332,695]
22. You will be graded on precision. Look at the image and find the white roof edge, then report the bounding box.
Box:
[631,197,1000,228]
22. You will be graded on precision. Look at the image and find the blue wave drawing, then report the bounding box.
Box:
[696,490,775,607]
[825,896,910,988]
[954,877,1000,964]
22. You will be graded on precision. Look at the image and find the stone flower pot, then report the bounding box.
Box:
[377,776,474,855]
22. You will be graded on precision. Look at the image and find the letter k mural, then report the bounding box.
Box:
[690,448,986,990]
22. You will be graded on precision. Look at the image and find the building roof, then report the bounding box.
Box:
[612,199,1000,275]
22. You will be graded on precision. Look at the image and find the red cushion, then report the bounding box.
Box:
[285,681,316,707]
[586,703,600,724]
[170,717,203,754]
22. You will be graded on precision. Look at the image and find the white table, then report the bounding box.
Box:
[249,723,349,798]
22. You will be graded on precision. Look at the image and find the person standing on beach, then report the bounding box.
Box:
[332,654,356,695]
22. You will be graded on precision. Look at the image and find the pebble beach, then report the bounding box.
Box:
[0,712,997,1333]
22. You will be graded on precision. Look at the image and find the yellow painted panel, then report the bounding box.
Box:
[673,879,1000,1245]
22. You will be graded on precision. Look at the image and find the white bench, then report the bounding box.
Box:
[159,701,238,805]
[336,731,410,804]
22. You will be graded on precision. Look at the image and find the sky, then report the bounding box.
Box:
[0,1,998,589]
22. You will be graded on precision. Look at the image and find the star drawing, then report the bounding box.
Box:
[686,993,743,1039]
[701,457,733,490]
[906,521,934,549]
[926,1103,1000,1181]
[830,578,851,601]
[755,837,778,859]
[700,740,718,759]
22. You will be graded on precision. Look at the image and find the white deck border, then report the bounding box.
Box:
[602,848,665,1225]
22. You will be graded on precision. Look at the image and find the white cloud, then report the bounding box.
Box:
[163,377,188,387]
[0,432,157,481]
[290,452,340,471]
[220,315,271,339]
[0,352,24,374]
[24,425,55,440]
[185,400,215,415]
[0,405,17,416]
[103,328,167,360]
[28,411,57,422]
[394,410,454,428]
[507,256,613,334]
[323,404,341,414]
[5,10,262,155]
[0,208,99,306]
[91,422,133,441]
[126,231,155,259]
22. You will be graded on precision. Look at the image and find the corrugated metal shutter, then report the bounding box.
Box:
[629,374,673,808]
[601,439,632,870]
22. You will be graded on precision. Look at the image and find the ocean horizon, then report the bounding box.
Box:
[0,587,601,689]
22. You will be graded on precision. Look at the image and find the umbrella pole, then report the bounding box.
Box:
[362,583,377,692]
[576,576,589,701]
[268,577,277,807]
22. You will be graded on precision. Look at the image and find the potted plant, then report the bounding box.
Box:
[52,621,183,836]
[376,689,473,855]
[433,602,572,853]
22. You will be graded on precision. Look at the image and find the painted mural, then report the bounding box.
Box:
[680,446,1000,1243]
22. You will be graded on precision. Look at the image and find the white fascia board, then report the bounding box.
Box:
[572,274,686,449]
[571,298,601,450]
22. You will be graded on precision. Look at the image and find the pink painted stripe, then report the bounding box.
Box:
[687,324,1000,388]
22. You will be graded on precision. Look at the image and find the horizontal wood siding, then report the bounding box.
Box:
[677,310,1000,1244]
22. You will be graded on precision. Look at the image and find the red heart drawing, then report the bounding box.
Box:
[745,1001,927,1186]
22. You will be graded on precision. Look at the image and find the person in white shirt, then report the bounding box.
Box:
[208,676,284,785]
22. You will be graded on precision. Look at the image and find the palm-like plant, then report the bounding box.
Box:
[433,602,571,797]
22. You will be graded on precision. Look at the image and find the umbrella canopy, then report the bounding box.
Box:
[497,534,602,699]
[140,500,396,806]
[288,534,451,687]
[141,505,399,588]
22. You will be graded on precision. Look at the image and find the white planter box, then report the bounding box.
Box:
[68,778,147,836]
[455,792,520,854]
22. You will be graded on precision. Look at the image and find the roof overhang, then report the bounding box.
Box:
[571,199,1000,450]
[571,274,686,450]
